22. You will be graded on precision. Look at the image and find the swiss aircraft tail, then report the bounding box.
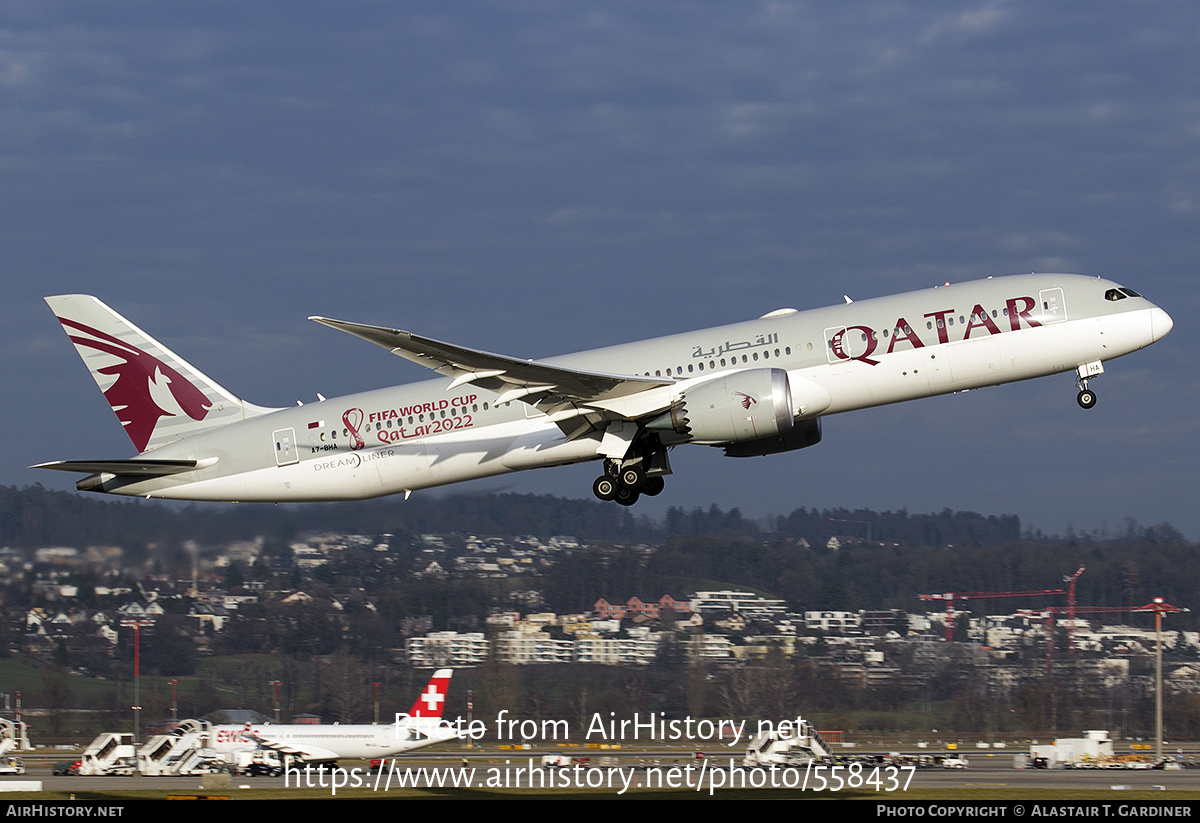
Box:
[45,295,276,453]
[407,669,453,720]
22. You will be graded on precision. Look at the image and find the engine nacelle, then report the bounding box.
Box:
[648,368,794,444]
[723,417,822,457]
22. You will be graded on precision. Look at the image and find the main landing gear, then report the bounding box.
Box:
[592,437,669,506]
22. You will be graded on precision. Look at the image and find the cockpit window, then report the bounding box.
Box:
[1119,288,1141,298]
[1105,289,1126,301]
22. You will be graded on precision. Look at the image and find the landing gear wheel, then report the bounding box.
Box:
[641,476,665,497]
[619,465,645,491]
[593,476,617,501]
[614,487,640,506]
[1077,389,1096,409]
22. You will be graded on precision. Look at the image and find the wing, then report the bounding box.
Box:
[246,733,340,763]
[310,317,677,441]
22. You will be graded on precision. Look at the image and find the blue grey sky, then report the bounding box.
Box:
[6,2,1197,537]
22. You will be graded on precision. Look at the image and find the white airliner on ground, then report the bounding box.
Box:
[35,274,1171,506]
[209,669,458,762]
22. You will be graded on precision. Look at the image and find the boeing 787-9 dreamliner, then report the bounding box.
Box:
[35,274,1172,506]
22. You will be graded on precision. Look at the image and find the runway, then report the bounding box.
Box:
[13,756,1200,797]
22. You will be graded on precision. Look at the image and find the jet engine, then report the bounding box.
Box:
[646,368,794,444]
[723,416,822,457]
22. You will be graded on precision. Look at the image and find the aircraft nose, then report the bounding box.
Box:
[1150,306,1173,342]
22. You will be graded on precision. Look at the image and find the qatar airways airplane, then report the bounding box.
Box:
[35,273,1171,506]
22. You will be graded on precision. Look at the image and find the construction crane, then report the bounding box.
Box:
[1063,566,1086,652]
[1021,604,1141,672]
[919,587,1067,641]
[1023,595,1187,676]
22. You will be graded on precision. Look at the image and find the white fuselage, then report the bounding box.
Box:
[209,721,461,760]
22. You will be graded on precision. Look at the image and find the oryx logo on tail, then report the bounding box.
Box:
[45,295,270,456]
[58,318,212,452]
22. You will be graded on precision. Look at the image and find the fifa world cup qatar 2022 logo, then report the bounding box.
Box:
[342,408,366,450]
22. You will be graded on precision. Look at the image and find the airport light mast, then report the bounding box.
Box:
[120,618,154,745]
[1133,598,1188,763]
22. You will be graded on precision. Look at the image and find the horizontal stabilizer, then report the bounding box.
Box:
[31,458,217,477]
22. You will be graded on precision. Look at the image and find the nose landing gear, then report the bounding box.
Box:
[1075,361,1103,409]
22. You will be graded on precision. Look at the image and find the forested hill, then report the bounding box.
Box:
[0,483,1182,552]
[0,483,1035,548]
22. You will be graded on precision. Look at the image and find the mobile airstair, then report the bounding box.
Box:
[744,718,833,767]
[79,732,137,775]
[138,719,229,775]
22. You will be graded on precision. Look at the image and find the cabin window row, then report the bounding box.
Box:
[644,346,799,377]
